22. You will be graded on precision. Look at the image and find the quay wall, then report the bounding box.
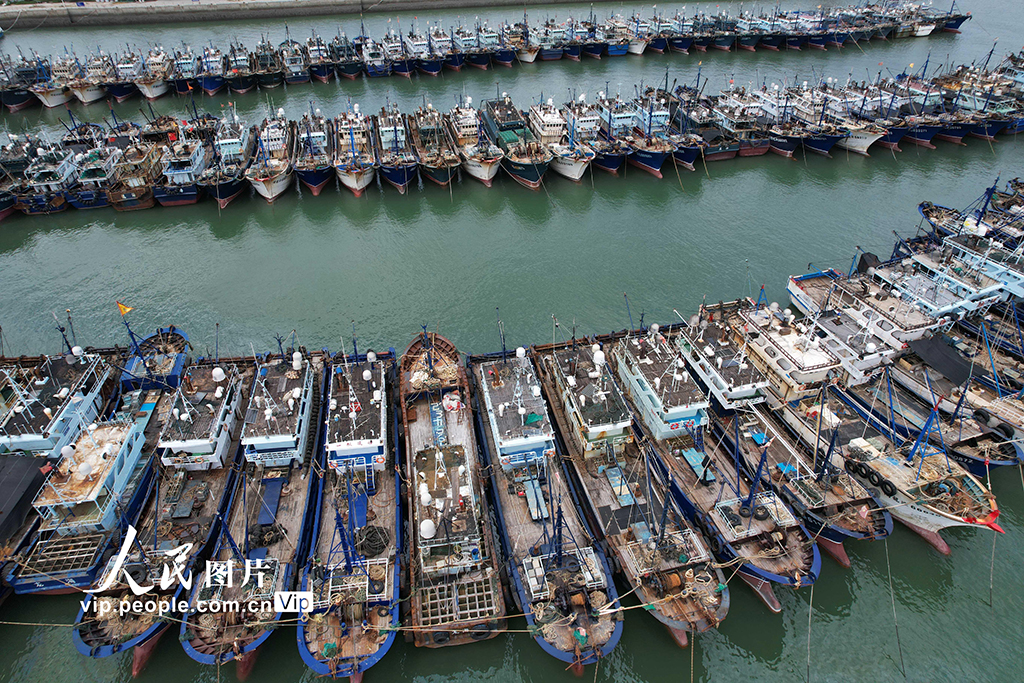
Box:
[0,0,620,30]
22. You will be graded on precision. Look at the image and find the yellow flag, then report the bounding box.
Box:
[116,301,133,316]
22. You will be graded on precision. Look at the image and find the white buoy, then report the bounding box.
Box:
[215,386,224,399]
[420,491,432,507]
[61,444,75,460]
[516,346,526,358]
[211,367,227,382]
[532,385,541,397]
[292,351,303,371]
[43,407,52,419]
[420,519,437,539]
[518,406,526,415]
[292,387,302,399]
[594,349,606,367]
[362,369,372,382]
[367,350,377,363]
[72,345,84,357]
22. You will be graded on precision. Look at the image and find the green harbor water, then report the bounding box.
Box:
[1,1,1024,681]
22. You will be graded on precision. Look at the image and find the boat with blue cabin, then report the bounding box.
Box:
[297,346,401,681]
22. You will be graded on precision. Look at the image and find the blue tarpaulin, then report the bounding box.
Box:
[258,478,285,526]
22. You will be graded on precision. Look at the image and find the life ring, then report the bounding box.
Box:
[753,505,770,521]
[374,454,386,465]
[432,631,451,645]
[880,480,897,497]
[867,469,882,487]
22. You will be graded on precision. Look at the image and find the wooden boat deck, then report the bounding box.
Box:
[399,333,505,647]
[654,427,815,582]
[470,359,618,657]
[534,344,726,632]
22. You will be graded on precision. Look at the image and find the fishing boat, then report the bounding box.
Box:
[29,54,72,108]
[361,40,391,78]
[399,331,507,648]
[136,46,174,100]
[528,98,594,182]
[468,345,622,672]
[533,337,729,649]
[0,351,116,460]
[227,43,257,94]
[67,145,123,210]
[198,46,228,96]
[16,145,75,215]
[245,110,295,202]
[790,380,1005,555]
[476,22,501,66]
[0,135,36,220]
[373,104,418,194]
[107,141,163,211]
[381,30,413,78]
[482,93,551,190]
[612,324,820,611]
[625,95,676,178]
[72,361,253,676]
[0,55,42,113]
[726,301,894,566]
[410,104,460,187]
[198,105,256,208]
[453,26,489,70]
[106,50,142,102]
[280,38,311,85]
[154,124,213,206]
[170,45,200,96]
[69,51,113,104]
[254,38,284,89]
[294,109,334,196]
[330,33,364,80]
[306,32,334,83]
[4,388,161,594]
[564,95,631,175]
[297,346,401,681]
[430,24,464,71]
[333,103,377,197]
[404,27,441,76]
[446,96,503,187]
[179,347,321,680]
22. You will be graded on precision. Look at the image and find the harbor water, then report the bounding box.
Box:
[1,1,1023,681]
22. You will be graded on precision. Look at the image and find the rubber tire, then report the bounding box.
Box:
[867,469,882,487]
[880,480,897,497]
[996,423,1015,441]
[470,624,490,640]
[753,505,770,521]
[432,631,451,645]
[974,409,992,425]
[709,536,723,555]
[738,504,753,518]
[844,459,857,474]
[369,579,385,594]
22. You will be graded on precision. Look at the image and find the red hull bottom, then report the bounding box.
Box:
[739,145,771,157]
[0,205,17,221]
[301,180,331,196]
[704,151,738,161]
[900,520,951,555]
[816,536,851,568]
[627,158,664,178]
[132,627,167,677]
[876,141,902,152]
[903,137,937,149]
[739,45,757,52]
[667,626,689,648]
[235,645,261,681]
[934,134,966,145]
[738,572,782,612]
